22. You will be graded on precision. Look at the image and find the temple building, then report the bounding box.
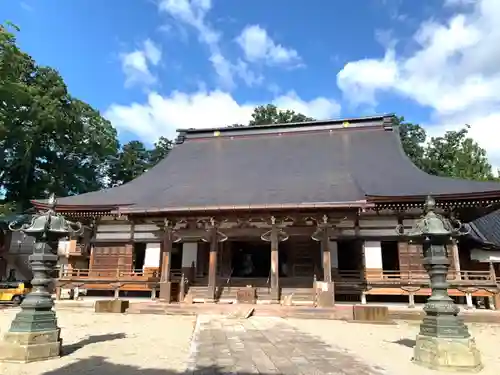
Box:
[31,114,500,307]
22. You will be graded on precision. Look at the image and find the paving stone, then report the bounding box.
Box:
[190,315,386,374]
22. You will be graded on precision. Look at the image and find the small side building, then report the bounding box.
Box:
[0,215,33,282]
[464,210,500,279]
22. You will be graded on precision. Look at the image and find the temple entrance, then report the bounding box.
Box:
[231,241,270,278]
[381,241,400,271]
[171,243,183,270]
[132,243,146,270]
[337,240,363,272]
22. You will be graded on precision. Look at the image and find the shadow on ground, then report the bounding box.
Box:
[62,333,127,356]
[41,356,284,375]
[391,338,416,348]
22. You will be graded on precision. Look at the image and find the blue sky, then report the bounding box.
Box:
[2,0,500,165]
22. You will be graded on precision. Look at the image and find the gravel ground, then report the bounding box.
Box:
[291,318,500,375]
[0,308,196,375]
[1,307,500,375]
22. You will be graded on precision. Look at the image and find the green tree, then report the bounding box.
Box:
[0,22,34,186]
[396,117,428,171]
[148,136,173,167]
[249,104,313,126]
[424,125,495,181]
[110,141,151,185]
[110,137,173,186]
[0,23,119,209]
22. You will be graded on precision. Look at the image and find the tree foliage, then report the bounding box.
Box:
[395,116,427,171]
[109,137,172,186]
[249,104,313,126]
[424,125,494,181]
[0,23,172,210]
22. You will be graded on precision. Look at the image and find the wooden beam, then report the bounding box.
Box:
[177,226,316,239]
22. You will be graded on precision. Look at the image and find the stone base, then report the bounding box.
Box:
[94,299,129,313]
[236,287,257,304]
[413,334,483,372]
[0,329,62,363]
[353,305,390,323]
[159,281,172,302]
[316,282,335,308]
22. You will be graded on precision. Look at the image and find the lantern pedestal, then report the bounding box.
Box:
[413,335,482,372]
[0,329,61,363]
[395,196,484,372]
[0,194,82,363]
[0,255,62,363]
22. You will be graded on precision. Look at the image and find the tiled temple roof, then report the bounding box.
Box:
[32,114,500,214]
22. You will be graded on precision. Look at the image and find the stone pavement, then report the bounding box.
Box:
[187,315,386,375]
[2,308,499,374]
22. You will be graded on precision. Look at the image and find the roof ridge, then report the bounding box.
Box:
[175,114,395,144]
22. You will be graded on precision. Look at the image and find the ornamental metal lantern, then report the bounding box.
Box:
[395,195,482,371]
[7,194,83,333]
[396,195,468,241]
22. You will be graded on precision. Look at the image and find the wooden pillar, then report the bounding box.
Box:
[329,240,339,278]
[159,222,173,302]
[321,228,332,283]
[151,286,157,300]
[206,225,218,302]
[449,239,461,280]
[315,217,335,307]
[465,292,474,309]
[489,261,496,280]
[88,244,95,277]
[360,291,367,305]
[55,287,62,300]
[270,223,280,302]
[408,292,415,308]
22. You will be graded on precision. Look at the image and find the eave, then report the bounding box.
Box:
[113,200,373,216]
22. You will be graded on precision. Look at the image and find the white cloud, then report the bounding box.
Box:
[120,39,162,88]
[105,91,341,143]
[236,25,301,66]
[143,39,162,65]
[158,1,297,88]
[336,0,500,166]
[273,92,340,120]
[158,0,235,87]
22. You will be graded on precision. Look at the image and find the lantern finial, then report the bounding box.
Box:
[424,195,436,213]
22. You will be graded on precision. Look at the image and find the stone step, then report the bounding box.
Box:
[186,286,315,304]
[281,288,314,302]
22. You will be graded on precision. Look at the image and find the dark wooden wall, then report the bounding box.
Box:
[90,243,133,275]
